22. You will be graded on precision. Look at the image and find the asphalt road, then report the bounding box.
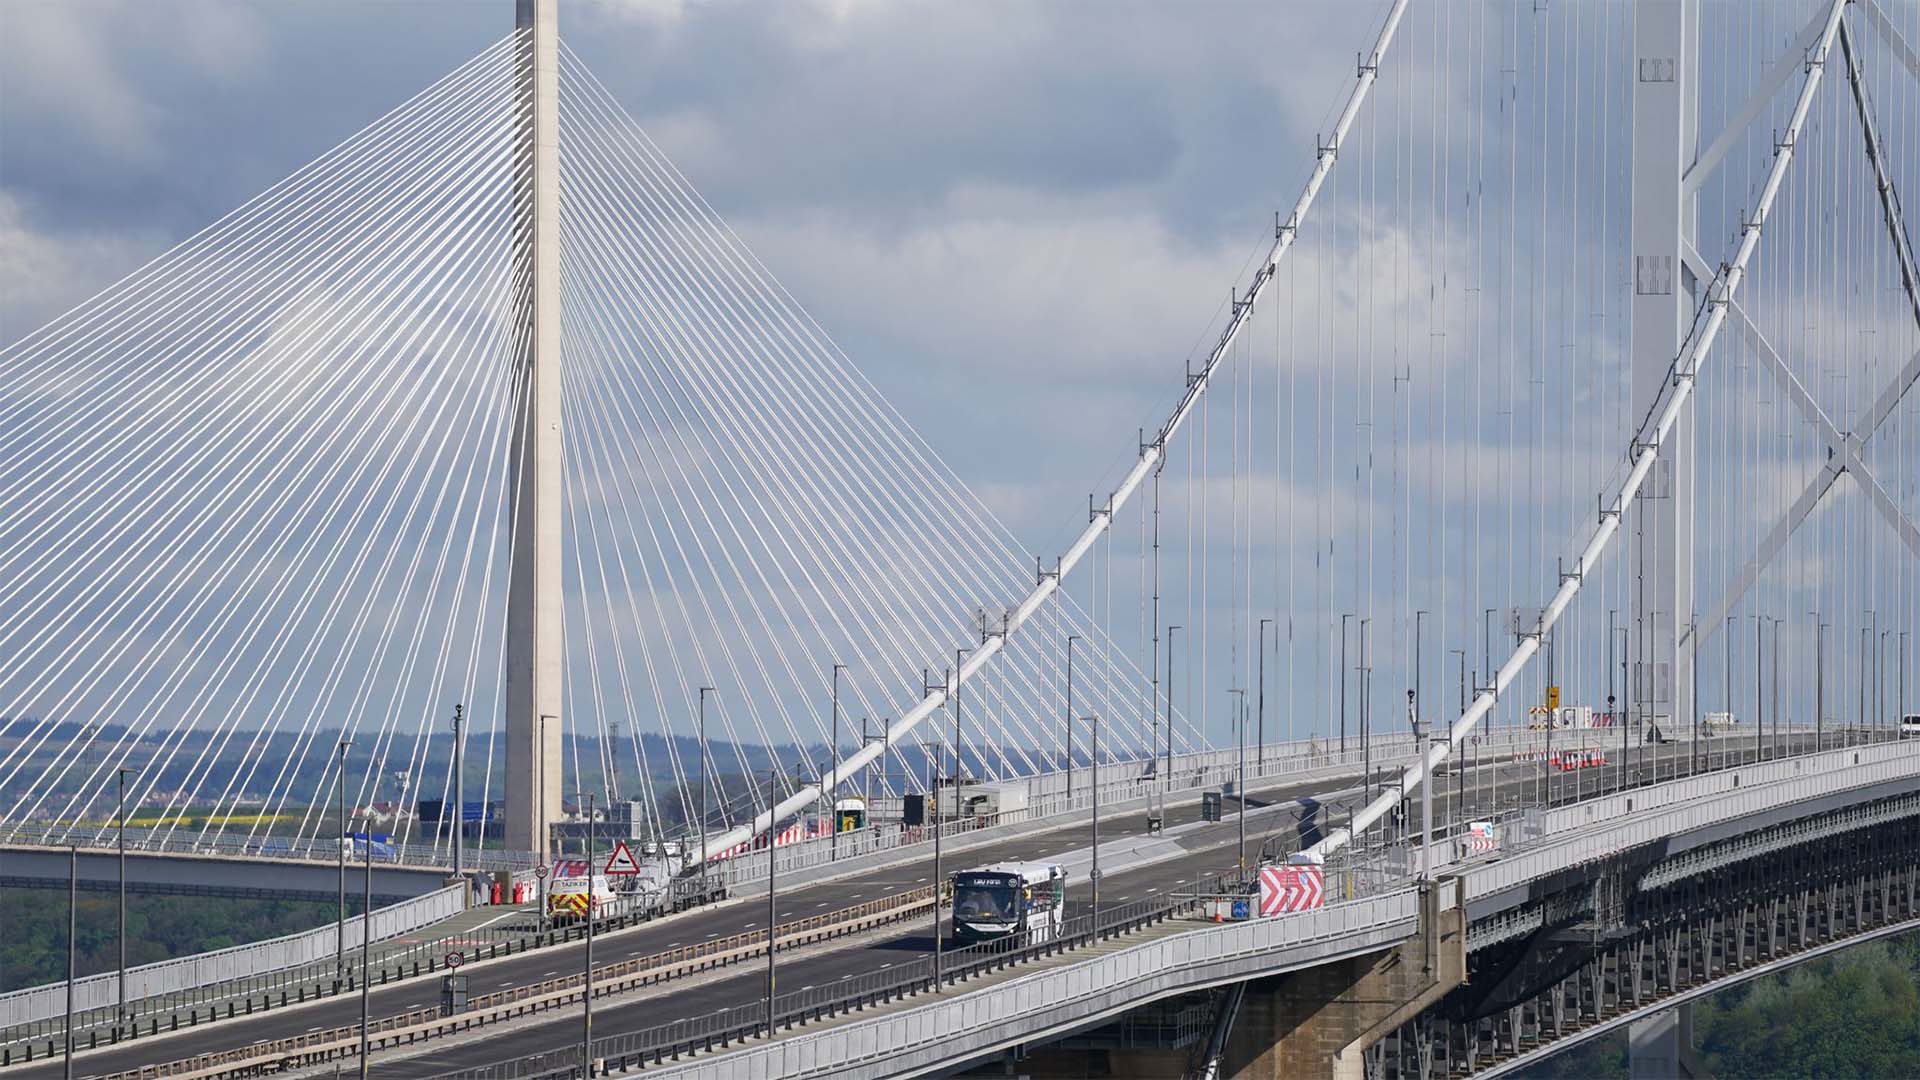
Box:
[24,732,1812,1080]
[25,760,1390,1080]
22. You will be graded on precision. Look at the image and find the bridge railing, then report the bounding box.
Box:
[701,728,1571,890]
[0,822,535,872]
[0,882,466,1041]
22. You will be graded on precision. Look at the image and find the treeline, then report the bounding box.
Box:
[0,888,342,993]
[1525,932,1920,1078]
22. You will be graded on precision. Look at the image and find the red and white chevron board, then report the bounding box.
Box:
[1258,864,1324,915]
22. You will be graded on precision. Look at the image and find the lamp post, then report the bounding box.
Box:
[829,664,845,862]
[1340,614,1352,755]
[954,649,972,791]
[335,738,351,992]
[116,766,138,1037]
[358,803,373,1080]
[1358,617,1371,800]
[451,705,465,884]
[927,739,944,993]
[1227,690,1247,875]
[64,846,76,1080]
[697,687,714,901]
[765,770,778,1038]
[576,791,597,1076]
[1816,618,1828,751]
[1088,713,1101,929]
[1258,618,1273,768]
[1065,635,1081,795]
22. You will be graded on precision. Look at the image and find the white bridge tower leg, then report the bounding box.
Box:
[505,0,565,861]
[1630,0,1700,739]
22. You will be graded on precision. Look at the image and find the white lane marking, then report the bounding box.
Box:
[542,970,557,976]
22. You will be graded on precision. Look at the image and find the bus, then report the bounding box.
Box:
[950,862,1067,943]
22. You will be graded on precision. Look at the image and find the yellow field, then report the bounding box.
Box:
[67,812,303,829]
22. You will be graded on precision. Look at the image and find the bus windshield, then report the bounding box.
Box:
[953,881,1018,921]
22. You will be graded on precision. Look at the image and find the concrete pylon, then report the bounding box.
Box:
[1630,1002,1713,1080]
[1629,0,1699,738]
[504,0,565,862]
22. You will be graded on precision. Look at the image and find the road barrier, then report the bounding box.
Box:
[80,884,941,1080]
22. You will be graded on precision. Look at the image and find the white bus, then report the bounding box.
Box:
[950,862,1067,943]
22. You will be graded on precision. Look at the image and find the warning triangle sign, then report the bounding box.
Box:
[602,839,642,876]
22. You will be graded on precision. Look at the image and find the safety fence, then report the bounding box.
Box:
[80,881,957,1080]
[0,882,464,1046]
[0,823,535,873]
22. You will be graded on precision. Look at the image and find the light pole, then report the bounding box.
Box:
[1227,689,1247,875]
[1340,614,1352,754]
[359,803,372,1080]
[1258,618,1272,768]
[1358,617,1371,799]
[927,739,944,993]
[954,648,972,792]
[335,738,350,992]
[576,791,597,1076]
[1065,635,1081,796]
[64,846,76,1080]
[116,766,138,1037]
[1414,610,1428,744]
[765,769,779,1038]
[1816,618,1828,751]
[1088,713,1101,929]
[697,687,714,901]
[1164,627,1181,786]
[451,705,465,884]
[829,664,845,862]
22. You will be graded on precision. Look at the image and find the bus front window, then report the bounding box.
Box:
[954,883,1017,921]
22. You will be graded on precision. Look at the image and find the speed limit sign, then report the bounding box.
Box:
[445,951,465,969]
[533,864,548,880]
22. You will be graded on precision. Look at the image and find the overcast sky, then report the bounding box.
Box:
[0,0,1390,555]
[5,1,1914,765]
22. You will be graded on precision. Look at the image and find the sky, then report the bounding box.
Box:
[4,0,1918,809]
[0,0,1387,553]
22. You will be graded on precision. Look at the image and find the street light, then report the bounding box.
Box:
[1088,713,1101,929]
[1165,626,1181,786]
[1227,689,1247,875]
[1065,635,1082,795]
[451,705,465,884]
[575,791,597,1075]
[765,769,779,1038]
[697,687,714,902]
[1257,618,1273,768]
[335,738,351,992]
[1340,614,1352,755]
[829,664,845,862]
[115,766,139,1038]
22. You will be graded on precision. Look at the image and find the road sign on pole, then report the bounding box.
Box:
[444,951,465,969]
[603,839,642,876]
[533,864,549,879]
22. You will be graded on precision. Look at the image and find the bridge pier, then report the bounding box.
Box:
[1222,885,1465,1080]
[1629,1003,1711,1080]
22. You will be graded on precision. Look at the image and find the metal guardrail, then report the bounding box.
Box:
[0,883,466,1039]
[704,729,1567,889]
[79,883,945,1080]
[0,823,535,873]
[429,879,1242,1080]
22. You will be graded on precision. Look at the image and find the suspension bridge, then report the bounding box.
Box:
[2,0,1919,1077]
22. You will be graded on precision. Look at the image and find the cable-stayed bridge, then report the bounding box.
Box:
[2,0,1919,1078]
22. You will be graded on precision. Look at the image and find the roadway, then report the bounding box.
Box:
[363,736,1800,1079]
[15,732,1803,1080]
[13,758,1404,1080]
